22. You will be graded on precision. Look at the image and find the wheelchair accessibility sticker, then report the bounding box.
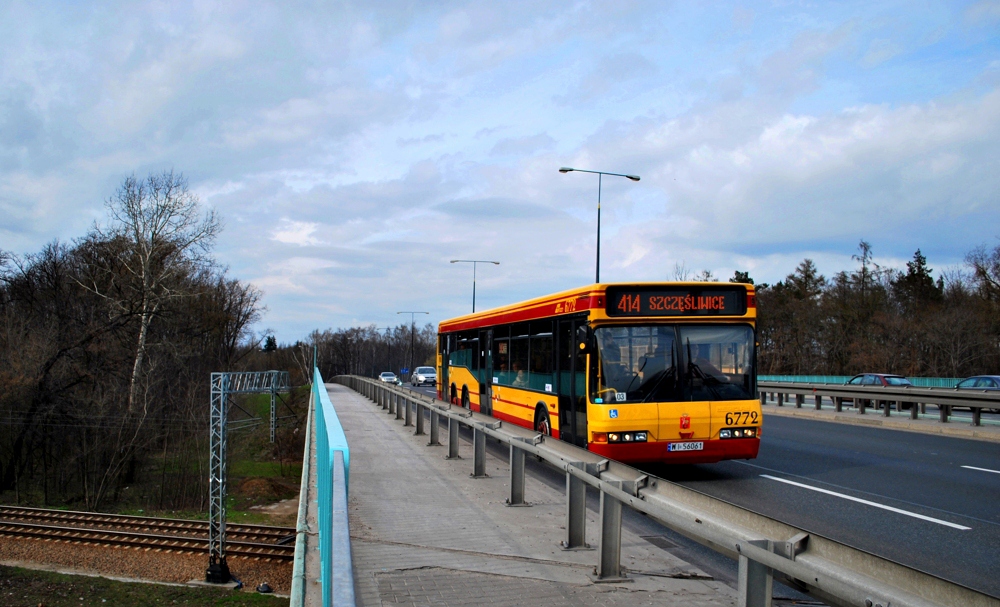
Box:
[609,409,618,419]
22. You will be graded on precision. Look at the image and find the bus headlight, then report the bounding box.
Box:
[607,431,648,443]
[719,429,732,439]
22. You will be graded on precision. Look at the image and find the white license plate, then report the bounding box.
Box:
[668,442,704,452]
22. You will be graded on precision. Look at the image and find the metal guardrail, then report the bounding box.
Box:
[758,381,1000,426]
[336,375,997,607]
[760,376,963,388]
[313,369,356,607]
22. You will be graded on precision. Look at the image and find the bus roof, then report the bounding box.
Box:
[439,281,755,333]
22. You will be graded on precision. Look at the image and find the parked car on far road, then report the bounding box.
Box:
[411,366,437,387]
[844,373,914,409]
[846,373,913,388]
[955,375,1000,412]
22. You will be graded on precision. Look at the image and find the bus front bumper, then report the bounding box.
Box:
[588,437,760,464]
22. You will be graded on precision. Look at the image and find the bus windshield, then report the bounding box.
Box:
[592,324,755,403]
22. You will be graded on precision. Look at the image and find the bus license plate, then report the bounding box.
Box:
[668,442,704,452]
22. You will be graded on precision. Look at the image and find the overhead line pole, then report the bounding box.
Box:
[397,311,429,382]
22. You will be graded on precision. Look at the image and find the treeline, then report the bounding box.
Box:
[307,323,437,380]
[751,241,1000,377]
[0,171,288,511]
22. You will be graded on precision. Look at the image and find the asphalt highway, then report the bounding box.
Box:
[645,414,1000,598]
[403,384,1000,600]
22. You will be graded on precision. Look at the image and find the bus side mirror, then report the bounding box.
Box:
[576,325,594,354]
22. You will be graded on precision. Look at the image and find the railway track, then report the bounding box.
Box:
[0,506,295,561]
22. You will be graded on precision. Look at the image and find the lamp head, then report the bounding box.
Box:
[559,167,573,173]
[626,175,640,181]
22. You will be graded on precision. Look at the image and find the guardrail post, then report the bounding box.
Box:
[777,393,784,407]
[834,396,842,412]
[395,395,403,420]
[381,387,388,410]
[972,407,981,426]
[472,427,487,477]
[429,409,441,445]
[939,404,949,423]
[882,400,891,417]
[814,394,822,410]
[415,402,426,435]
[910,403,919,420]
[447,417,461,459]
[595,482,626,582]
[795,394,803,408]
[920,402,926,414]
[858,399,866,414]
[404,397,413,426]
[737,539,772,607]
[562,464,589,551]
[759,391,765,406]
[507,442,527,506]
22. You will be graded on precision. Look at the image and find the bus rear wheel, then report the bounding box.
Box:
[534,408,551,436]
[461,386,470,409]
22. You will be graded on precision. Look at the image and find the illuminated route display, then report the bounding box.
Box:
[605,285,747,317]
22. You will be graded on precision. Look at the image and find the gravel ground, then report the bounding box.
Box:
[0,536,292,594]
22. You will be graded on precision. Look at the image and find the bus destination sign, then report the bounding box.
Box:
[605,286,746,317]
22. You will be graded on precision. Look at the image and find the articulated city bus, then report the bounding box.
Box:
[437,282,760,464]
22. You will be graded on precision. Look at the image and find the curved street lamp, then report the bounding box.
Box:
[559,167,639,283]
[450,259,500,313]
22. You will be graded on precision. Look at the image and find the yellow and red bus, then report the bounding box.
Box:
[437,282,760,464]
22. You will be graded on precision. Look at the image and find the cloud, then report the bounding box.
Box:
[489,133,555,156]
[271,219,323,246]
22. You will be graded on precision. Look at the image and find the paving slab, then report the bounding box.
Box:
[328,384,738,607]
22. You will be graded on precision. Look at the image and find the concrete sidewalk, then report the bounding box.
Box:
[760,396,1000,443]
[329,384,738,607]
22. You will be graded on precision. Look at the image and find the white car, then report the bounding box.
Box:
[411,366,437,387]
[379,372,400,384]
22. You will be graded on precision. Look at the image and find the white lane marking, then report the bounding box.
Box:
[760,475,972,530]
[962,465,1000,475]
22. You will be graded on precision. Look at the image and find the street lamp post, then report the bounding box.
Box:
[397,311,429,381]
[450,259,500,313]
[559,167,639,283]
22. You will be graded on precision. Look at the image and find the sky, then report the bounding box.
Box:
[2,1,1000,342]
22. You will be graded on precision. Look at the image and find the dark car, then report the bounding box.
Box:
[955,375,1000,412]
[844,373,913,409]
[955,375,1000,391]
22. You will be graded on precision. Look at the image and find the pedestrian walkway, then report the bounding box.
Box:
[761,396,1000,443]
[327,384,738,607]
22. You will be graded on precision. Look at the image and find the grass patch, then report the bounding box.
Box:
[0,565,285,606]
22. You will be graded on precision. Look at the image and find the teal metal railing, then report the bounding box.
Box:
[759,375,962,388]
[313,368,354,606]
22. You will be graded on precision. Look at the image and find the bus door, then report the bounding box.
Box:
[439,334,449,401]
[480,329,493,416]
[556,318,588,447]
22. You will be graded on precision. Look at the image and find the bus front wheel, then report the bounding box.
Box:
[461,386,470,409]
[534,408,551,436]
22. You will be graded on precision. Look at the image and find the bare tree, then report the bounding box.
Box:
[89,171,221,415]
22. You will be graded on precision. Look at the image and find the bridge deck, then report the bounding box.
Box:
[327,383,737,607]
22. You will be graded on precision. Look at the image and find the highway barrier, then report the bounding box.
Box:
[336,375,997,607]
[758,381,1000,426]
[312,369,355,607]
[760,376,962,388]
